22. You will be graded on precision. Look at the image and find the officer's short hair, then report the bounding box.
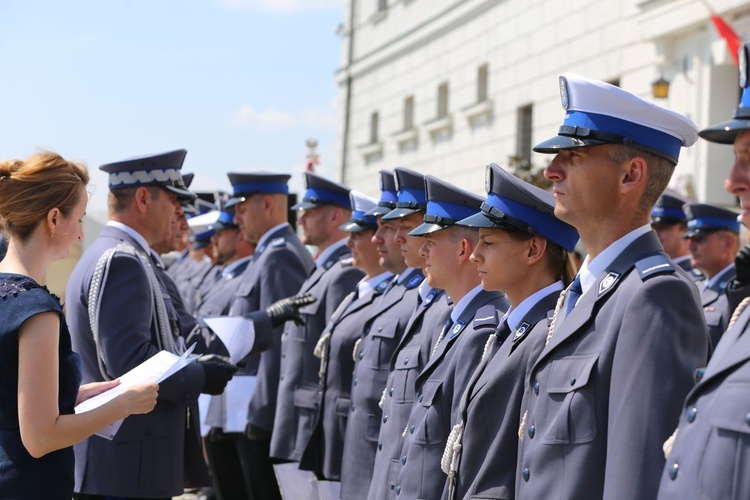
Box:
[607,144,673,212]
[108,185,164,215]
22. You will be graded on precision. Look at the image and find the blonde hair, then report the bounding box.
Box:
[0,152,89,241]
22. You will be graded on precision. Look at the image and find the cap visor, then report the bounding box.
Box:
[698,119,750,144]
[339,221,374,233]
[210,221,238,230]
[685,228,720,239]
[533,135,608,154]
[408,222,444,236]
[291,200,321,210]
[381,207,419,220]
[165,185,196,200]
[651,216,684,226]
[182,205,198,215]
[456,211,501,229]
[224,196,245,208]
[364,205,396,217]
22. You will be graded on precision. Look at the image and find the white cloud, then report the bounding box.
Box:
[230,104,336,129]
[217,0,342,13]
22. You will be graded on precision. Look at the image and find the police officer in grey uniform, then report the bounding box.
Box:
[300,191,393,488]
[651,192,702,279]
[339,167,426,499]
[658,42,750,499]
[389,175,509,500]
[66,150,237,499]
[367,172,453,500]
[684,203,739,349]
[271,172,364,463]
[223,172,315,500]
[515,74,708,500]
[441,163,579,500]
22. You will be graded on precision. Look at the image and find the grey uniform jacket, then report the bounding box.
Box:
[340,269,425,500]
[657,297,750,500]
[228,224,314,432]
[515,231,709,500]
[368,288,453,500]
[700,264,735,350]
[299,277,393,480]
[271,244,364,461]
[450,289,560,500]
[66,226,207,498]
[194,258,253,358]
[393,290,509,500]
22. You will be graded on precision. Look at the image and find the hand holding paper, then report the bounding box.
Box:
[204,316,256,364]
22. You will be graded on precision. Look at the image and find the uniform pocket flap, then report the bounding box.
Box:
[420,379,442,406]
[298,298,321,316]
[395,345,421,370]
[370,320,399,339]
[293,386,321,410]
[335,397,351,416]
[547,353,598,393]
[709,383,750,434]
[704,309,723,327]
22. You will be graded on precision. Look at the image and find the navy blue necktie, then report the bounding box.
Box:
[565,275,583,317]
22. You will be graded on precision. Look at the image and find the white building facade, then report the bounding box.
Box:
[334,0,750,207]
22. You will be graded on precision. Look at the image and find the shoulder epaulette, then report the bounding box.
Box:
[375,277,392,293]
[271,237,287,248]
[635,253,675,281]
[473,305,500,329]
[340,257,354,267]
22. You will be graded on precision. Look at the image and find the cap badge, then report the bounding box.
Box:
[559,76,570,110]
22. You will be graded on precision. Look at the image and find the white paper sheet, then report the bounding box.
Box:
[203,316,256,364]
[74,344,197,439]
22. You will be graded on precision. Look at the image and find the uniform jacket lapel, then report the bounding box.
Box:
[418,290,504,382]
[536,232,663,366]
[696,304,750,387]
[700,265,735,307]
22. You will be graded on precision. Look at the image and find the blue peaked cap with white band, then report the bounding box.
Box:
[364,170,398,217]
[683,202,740,237]
[381,167,428,220]
[291,172,352,210]
[701,42,750,143]
[100,149,195,200]
[533,74,698,165]
[225,172,291,208]
[458,163,579,252]
[409,176,483,236]
[340,190,379,232]
[651,192,689,225]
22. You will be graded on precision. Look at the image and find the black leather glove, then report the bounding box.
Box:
[736,244,750,285]
[265,293,317,327]
[198,354,238,395]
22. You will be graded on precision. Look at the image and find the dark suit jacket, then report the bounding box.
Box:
[299,277,393,480]
[271,243,364,460]
[450,289,560,500]
[66,225,207,497]
[658,295,750,499]
[367,288,452,500]
[516,231,709,500]
[392,289,509,500]
[229,224,314,432]
[340,268,425,500]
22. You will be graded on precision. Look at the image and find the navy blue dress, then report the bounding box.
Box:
[0,274,82,499]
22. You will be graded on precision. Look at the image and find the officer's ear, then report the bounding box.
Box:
[527,235,548,265]
[133,186,151,214]
[620,156,647,195]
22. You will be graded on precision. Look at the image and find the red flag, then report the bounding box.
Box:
[710,12,742,66]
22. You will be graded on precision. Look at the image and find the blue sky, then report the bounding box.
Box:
[0,0,343,218]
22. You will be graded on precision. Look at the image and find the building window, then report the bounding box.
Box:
[403,96,414,130]
[377,0,387,11]
[437,82,449,119]
[516,104,533,166]
[477,64,489,103]
[370,111,379,144]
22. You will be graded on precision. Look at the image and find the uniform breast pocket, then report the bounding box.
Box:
[392,345,422,403]
[701,383,750,500]
[287,299,321,342]
[413,379,445,445]
[365,321,400,369]
[540,353,598,445]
